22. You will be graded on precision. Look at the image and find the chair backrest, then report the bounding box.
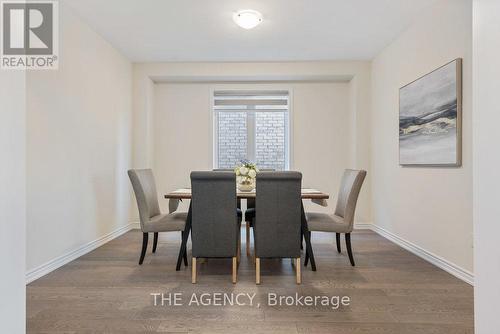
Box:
[128,169,161,231]
[213,168,275,209]
[254,171,302,258]
[190,171,238,258]
[247,169,274,208]
[213,168,275,171]
[213,168,241,210]
[334,169,367,229]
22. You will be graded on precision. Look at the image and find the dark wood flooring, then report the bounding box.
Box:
[27,229,474,333]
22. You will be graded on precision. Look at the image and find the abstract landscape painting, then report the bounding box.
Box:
[399,59,462,166]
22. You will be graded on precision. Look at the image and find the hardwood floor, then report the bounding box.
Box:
[27,229,474,333]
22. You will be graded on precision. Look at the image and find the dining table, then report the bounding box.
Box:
[165,188,330,272]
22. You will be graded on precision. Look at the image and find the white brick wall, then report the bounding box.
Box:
[217,111,286,170]
[255,112,286,170]
[218,112,247,168]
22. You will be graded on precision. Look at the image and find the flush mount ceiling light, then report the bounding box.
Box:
[233,10,263,29]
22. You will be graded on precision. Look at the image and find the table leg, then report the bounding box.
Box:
[301,202,316,271]
[176,202,192,271]
[305,243,309,266]
[182,232,188,266]
[302,227,308,265]
[300,229,304,250]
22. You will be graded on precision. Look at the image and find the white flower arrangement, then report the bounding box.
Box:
[234,160,259,187]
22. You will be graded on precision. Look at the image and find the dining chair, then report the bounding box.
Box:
[212,167,273,256]
[305,169,367,266]
[128,169,188,266]
[244,168,274,257]
[253,171,302,284]
[190,171,241,284]
[212,168,243,220]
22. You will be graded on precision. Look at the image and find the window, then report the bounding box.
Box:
[213,90,290,171]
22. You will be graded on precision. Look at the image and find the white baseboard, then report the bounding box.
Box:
[357,222,474,285]
[26,223,136,284]
[130,222,141,229]
[354,222,373,230]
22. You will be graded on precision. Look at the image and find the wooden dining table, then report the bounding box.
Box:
[165,188,329,272]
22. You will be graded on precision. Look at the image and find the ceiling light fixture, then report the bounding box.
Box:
[233,10,263,30]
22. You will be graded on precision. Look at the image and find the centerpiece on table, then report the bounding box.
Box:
[234,160,259,192]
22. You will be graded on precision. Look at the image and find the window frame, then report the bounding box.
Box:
[211,87,293,171]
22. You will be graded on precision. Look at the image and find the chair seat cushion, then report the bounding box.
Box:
[305,212,351,233]
[144,212,187,232]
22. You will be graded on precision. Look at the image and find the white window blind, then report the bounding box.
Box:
[213,90,290,171]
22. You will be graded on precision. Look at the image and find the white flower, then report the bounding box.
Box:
[239,166,248,176]
[235,168,241,176]
[248,169,257,178]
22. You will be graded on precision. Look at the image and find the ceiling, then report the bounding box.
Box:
[63,0,437,62]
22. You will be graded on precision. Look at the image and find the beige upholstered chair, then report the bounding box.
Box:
[305,169,367,266]
[128,169,188,265]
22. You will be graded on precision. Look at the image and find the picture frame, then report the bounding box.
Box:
[399,58,462,166]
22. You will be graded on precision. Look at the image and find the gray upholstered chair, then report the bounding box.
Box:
[253,171,302,284]
[212,168,243,220]
[190,171,240,284]
[213,168,276,257]
[244,168,274,257]
[305,169,367,266]
[128,169,188,265]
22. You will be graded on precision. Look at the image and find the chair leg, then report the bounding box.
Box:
[139,233,148,265]
[336,233,341,253]
[246,222,251,257]
[295,258,302,284]
[232,257,237,284]
[255,257,261,285]
[345,233,355,266]
[152,232,158,253]
[191,257,197,284]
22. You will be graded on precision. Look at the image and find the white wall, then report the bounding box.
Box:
[371,0,473,274]
[153,82,352,215]
[473,0,500,331]
[133,61,372,222]
[0,71,26,333]
[26,3,133,273]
